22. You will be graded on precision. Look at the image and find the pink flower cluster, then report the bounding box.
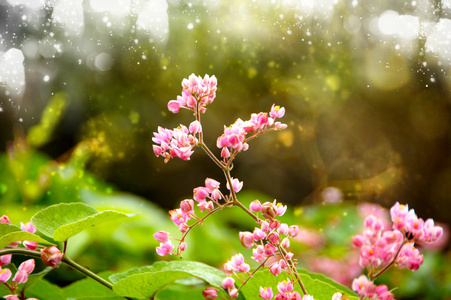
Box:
[0,216,40,267]
[217,105,287,160]
[1,258,38,299]
[351,202,443,299]
[217,199,300,299]
[352,275,393,300]
[154,177,232,256]
[152,122,201,163]
[168,74,217,114]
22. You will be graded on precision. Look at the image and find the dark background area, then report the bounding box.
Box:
[0,0,450,226]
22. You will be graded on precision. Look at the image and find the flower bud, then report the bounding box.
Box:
[179,242,187,252]
[180,199,194,214]
[0,215,11,224]
[202,287,218,300]
[0,268,12,283]
[261,202,277,219]
[249,200,262,212]
[41,246,63,268]
[0,254,12,266]
[239,231,254,249]
[268,232,280,245]
[153,231,170,243]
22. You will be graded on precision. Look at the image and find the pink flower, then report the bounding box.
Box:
[252,245,267,263]
[13,270,28,285]
[224,253,249,274]
[423,219,443,243]
[277,280,294,293]
[179,242,187,252]
[352,275,376,298]
[227,178,243,193]
[0,254,12,266]
[390,202,410,231]
[264,243,277,256]
[269,262,282,276]
[250,200,262,212]
[17,259,35,275]
[0,267,12,283]
[153,231,170,243]
[152,125,198,163]
[189,120,202,134]
[198,201,214,212]
[180,199,195,215]
[288,225,299,238]
[194,187,210,202]
[268,232,280,245]
[278,223,289,235]
[205,178,220,192]
[331,293,343,300]
[281,237,290,248]
[259,286,274,299]
[169,209,188,226]
[41,246,64,268]
[202,287,218,300]
[302,296,314,300]
[4,296,19,300]
[23,240,39,251]
[20,222,38,250]
[275,202,287,216]
[359,245,380,268]
[269,104,285,118]
[396,243,423,271]
[156,240,174,256]
[168,100,180,113]
[0,215,11,224]
[253,228,266,241]
[375,284,394,300]
[222,276,235,290]
[179,222,189,233]
[210,189,222,201]
[229,288,239,298]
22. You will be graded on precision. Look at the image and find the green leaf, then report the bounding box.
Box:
[240,269,358,300]
[297,269,356,296]
[31,202,137,241]
[0,223,52,249]
[25,266,55,290]
[24,278,63,300]
[62,271,119,299]
[112,261,226,298]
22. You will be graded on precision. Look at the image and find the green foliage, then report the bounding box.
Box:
[0,223,51,249]
[240,269,358,300]
[31,202,137,242]
[111,261,226,299]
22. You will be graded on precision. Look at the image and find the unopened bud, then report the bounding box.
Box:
[41,246,63,268]
[261,202,277,219]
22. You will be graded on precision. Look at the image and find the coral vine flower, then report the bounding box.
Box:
[259,286,274,299]
[153,231,170,243]
[156,240,174,256]
[202,287,218,300]
[13,259,35,285]
[0,267,12,283]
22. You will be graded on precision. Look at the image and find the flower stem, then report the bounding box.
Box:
[372,240,406,280]
[0,248,133,300]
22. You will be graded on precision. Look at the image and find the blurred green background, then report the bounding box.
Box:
[0,0,450,299]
